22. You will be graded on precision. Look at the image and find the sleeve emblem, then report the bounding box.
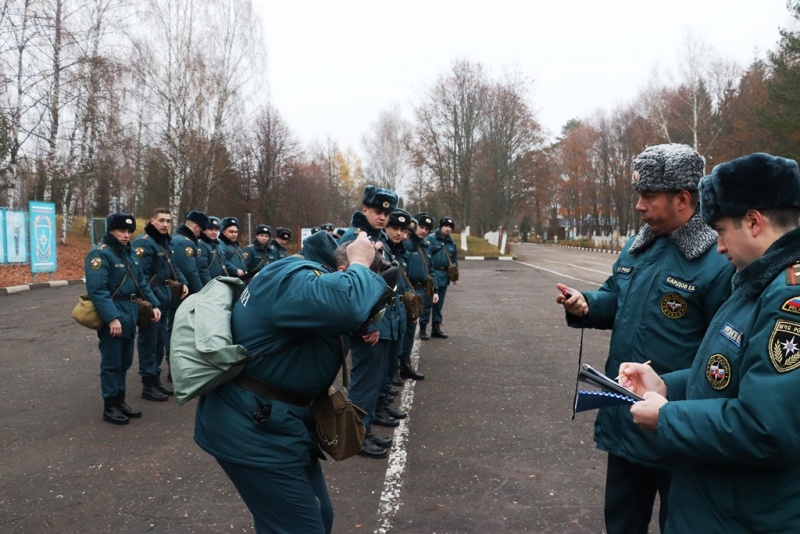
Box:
[134,247,144,258]
[90,257,102,270]
[185,246,194,257]
[769,320,800,373]
[705,354,731,390]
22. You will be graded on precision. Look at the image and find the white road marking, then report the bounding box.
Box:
[515,260,599,286]
[375,335,422,534]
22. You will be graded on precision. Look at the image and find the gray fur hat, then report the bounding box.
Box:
[700,153,800,225]
[632,144,705,192]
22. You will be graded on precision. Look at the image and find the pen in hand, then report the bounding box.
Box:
[616,360,651,382]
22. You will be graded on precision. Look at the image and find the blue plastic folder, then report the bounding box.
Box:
[573,364,643,413]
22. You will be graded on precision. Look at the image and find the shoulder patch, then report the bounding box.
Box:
[313,269,323,276]
[785,263,800,286]
[242,252,249,260]
[781,297,800,316]
[769,319,800,373]
[134,247,144,258]
[616,265,633,275]
[90,257,102,270]
[185,246,194,257]
[706,354,731,390]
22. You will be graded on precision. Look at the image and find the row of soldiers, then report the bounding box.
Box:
[84,194,459,434]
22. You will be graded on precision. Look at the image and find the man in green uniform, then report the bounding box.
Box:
[198,216,225,284]
[557,144,736,534]
[85,213,161,424]
[620,153,800,533]
[339,185,401,458]
[243,224,273,274]
[194,231,389,534]
[420,216,458,339]
[269,227,292,262]
[218,216,247,277]
[133,207,188,401]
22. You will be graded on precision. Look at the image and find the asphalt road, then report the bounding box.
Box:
[0,245,658,533]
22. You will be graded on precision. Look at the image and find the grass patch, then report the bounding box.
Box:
[452,233,513,259]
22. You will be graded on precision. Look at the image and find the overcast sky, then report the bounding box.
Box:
[254,1,794,152]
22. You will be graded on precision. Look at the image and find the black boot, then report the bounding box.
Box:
[419,324,429,340]
[391,370,404,386]
[359,437,389,459]
[117,391,142,418]
[431,323,448,338]
[142,375,168,402]
[378,397,407,420]
[103,396,129,425]
[366,427,393,449]
[373,409,400,427]
[155,374,174,396]
[400,361,425,380]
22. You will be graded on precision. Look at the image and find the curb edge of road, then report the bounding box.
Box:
[535,242,621,255]
[0,278,85,296]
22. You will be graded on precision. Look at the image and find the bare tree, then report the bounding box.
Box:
[361,104,412,193]
[411,59,486,226]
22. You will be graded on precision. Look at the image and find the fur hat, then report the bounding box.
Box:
[255,224,272,236]
[206,216,221,231]
[700,153,800,225]
[220,216,239,231]
[300,230,339,272]
[106,212,136,233]
[439,216,455,229]
[362,185,398,212]
[632,144,705,192]
[186,210,209,230]
[415,212,434,230]
[276,227,292,240]
[387,209,412,229]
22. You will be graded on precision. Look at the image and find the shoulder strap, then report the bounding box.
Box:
[415,244,430,272]
[397,264,414,288]
[160,243,181,281]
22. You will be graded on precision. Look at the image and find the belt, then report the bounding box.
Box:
[436,267,448,271]
[413,282,426,289]
[232,373,314,407]
[112,294,138,301]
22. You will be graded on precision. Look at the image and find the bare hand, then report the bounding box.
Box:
[109,318,122,337]
[432,294,440,304]
[630,392,668,432]
[617,362,667,398]
[555,283,588,317]
[347,232,376,268]
[151,308,162,322]
[181,285,189,299]
[362,330,380,346]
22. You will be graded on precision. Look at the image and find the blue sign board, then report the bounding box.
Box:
[29,202,57,273]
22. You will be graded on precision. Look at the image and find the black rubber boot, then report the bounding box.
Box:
[419,324,429,340]
[431,323,448,338]
[142,375,168,402]
[155,374,174,396]
[400,361,425,380]
[103,396,129,425]
[116,391,142,418]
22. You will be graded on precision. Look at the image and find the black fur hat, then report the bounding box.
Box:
[186,210,210,230]
[106,212,136,232]
[700,153,800,225]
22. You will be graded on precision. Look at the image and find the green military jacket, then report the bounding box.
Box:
[657,226,800,532]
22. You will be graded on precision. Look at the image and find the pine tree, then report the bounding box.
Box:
[762,1,800,161]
